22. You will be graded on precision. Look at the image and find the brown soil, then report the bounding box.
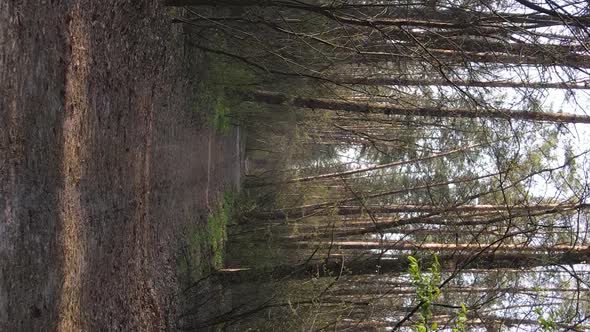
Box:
[1,1,240,331]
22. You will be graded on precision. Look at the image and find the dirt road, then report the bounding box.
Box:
[1,1,240,330]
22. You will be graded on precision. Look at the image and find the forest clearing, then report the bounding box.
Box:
[2,0,590,331]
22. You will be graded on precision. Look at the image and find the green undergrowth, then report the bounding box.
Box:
[178,191,238,287]
[207,191,236,268]
[193,54,259,134]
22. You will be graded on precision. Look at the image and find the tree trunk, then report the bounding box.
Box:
[348,47,590,68]
[360,33,589,60]
[338,76,590,90]
[164,0,265,6]
[253,202,589,219]
[289,240,590,253]
[251,145,477,186]
[215,249,589,283]
[168,0,589,29]
[242,90,590,124]
[330,285,587,296]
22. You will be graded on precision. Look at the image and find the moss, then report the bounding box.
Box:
[177,223,203,286]
[193,55,257,134]
[176,191,237,289]
[206,192,234,268]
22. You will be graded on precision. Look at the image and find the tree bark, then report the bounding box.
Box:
[252,145,477,186]
[338,76,590,90]
[242,90,590,124]
[216,249,589,283]
[253,202,589,219]
[349,47,590,68]
[289,240,590,253]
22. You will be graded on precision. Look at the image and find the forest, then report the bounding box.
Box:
[169,0,590,331]
[1,0,589,331]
